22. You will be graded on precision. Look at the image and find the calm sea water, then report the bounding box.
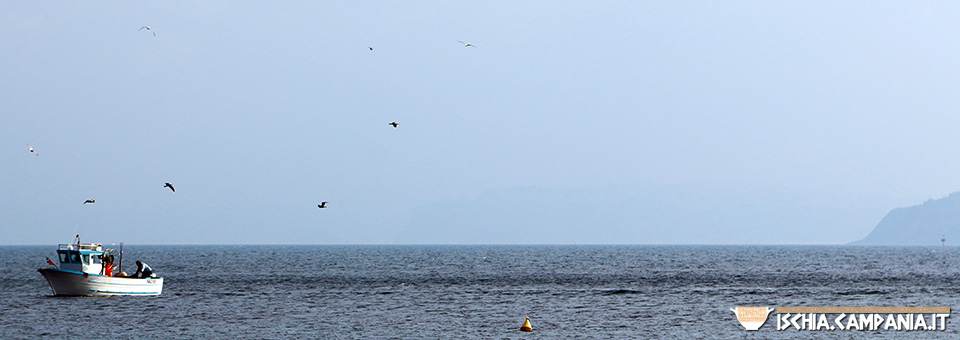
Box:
[2,245,960,339]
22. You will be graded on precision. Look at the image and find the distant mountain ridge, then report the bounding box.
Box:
[851,192,960,245]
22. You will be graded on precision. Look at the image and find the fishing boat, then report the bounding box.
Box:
[37,241,163,296]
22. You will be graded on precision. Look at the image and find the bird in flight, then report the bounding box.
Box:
[389,122,399,128]
[164,183,175,192]
[318,202,328,209]
[84,199,95,204]
[369,46,374,51]
[457,40,476,48]
[27,144,38,156]
[139,26,156,37]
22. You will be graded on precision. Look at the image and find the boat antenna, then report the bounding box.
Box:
[73,218,82,245]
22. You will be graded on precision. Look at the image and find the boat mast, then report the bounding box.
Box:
[119,242,124,276]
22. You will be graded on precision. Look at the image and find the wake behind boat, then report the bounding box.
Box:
[38,242,163,296]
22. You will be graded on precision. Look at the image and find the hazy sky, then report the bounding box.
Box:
[4,1,960,245]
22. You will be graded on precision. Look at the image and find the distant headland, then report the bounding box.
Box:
[851,192,960,246]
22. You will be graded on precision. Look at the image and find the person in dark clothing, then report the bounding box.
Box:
[133,260,154,278]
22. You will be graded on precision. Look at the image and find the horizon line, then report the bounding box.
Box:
[0,243,948,247]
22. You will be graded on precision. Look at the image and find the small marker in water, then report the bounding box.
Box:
[520,316,533,332]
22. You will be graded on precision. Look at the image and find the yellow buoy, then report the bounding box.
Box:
[520,316,533,332]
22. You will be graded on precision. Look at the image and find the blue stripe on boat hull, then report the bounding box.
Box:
[90,289,161,294]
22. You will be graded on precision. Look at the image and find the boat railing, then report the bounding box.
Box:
[58,243,103,251]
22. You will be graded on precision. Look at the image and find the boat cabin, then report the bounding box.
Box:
[57,243,107,274]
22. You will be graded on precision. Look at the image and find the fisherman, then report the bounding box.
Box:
[132,260,154,278]
[102,255,115,277]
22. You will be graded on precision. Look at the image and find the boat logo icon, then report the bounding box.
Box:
[730,306,775,330]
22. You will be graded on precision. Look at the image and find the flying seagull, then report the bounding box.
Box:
[318,202,328,209]
[457,40,476,48]
[389,122,398,128]
[139,26,156,37]
[84,199,95,204]
[164,182,175,192]
[27,144,38,156]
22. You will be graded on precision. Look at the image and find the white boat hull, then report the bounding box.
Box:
[38,268,163,296]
